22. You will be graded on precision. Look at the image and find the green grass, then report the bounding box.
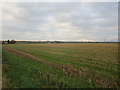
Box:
[2,43,119,88]
[2,48,94,88]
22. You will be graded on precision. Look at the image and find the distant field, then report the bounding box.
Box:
[2,43,119,88]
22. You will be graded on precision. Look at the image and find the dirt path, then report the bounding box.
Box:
[4,47,117,88]
[4,47,67,69]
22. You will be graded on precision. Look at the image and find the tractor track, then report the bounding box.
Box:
[4,47,118,87]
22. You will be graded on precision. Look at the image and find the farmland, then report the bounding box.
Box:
[2,43,119,88]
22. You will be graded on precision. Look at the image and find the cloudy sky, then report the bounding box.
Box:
[2,2,118,42]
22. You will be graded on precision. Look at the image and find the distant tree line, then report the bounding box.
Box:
[8,40,16,44]
[2,39,16,44]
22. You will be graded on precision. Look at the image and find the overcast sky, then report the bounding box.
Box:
[2,2,118,42]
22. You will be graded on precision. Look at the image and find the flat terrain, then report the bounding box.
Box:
[2,43,119,88]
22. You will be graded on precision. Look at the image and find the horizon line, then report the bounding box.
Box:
[0,40,118,42]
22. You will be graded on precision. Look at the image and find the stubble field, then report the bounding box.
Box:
[2,43,119,88]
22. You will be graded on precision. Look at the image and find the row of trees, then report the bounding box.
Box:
[2,39,16,44]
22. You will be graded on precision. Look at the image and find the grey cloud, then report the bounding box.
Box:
[2,2,118,41]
